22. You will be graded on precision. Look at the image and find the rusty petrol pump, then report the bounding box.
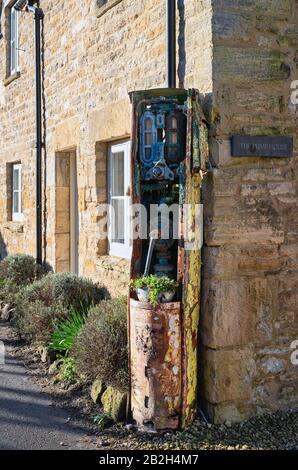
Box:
[128,88,209,431]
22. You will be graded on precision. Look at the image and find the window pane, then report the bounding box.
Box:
[145,147,152,161]
[11,9,16,35]
[145,118,152,130]
[13,191,19,213]
[11,8,17,72]
[112,152,124,197]
[145,132,153,145]
[169,131,178,145]
[13,168,19,190]
[170,116,178,129]
[11,45,16,72]
[112,199,124,244]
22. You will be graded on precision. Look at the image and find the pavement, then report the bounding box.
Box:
[0,322,91,450]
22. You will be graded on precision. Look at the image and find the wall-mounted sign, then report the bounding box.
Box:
[231,135,293,158]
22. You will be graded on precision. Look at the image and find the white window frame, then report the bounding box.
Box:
[12,163,23,222]
[108,141,131,259]
[10,4,19,75]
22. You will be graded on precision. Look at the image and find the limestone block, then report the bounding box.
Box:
[255,0,292,19]
[78,189,86,213]
[88,99,131,143]
[220,0,254,11]
[253,379,280,411]
[239,246,282,274]
[214,46,291,82]
[201,279,253,348]
[101,386,127,422]
[280,243,298,270]
[213,11,252,42]
[234,90,283,114]
[274,310,296,338]
[91,379,106,404]
[260,356,287,375]
[53,117,80,151]
[201,346,256,404]
[201,245,239,279]
[204,400,254,425]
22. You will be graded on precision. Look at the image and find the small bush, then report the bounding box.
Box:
[18,272,107,310]
[15,300,69,343]
[0,254,45,309]
[0,280,20,307]
[14,272,108,342]
[49,309,86,353]
[59,357,77,384]
[0,254,43,285]
[72,297,128,392]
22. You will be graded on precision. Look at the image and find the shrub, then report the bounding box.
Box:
[49,309,86,353]
[0,254,45,309]
[59,357,76,384]
[0,280,20,307]
[18,272,107,310]
[13,272,108,342]
[72,297,128,392]
[0,254,44,285]
[14,300,69,343]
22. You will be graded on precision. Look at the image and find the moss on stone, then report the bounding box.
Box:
[101,386,127,422]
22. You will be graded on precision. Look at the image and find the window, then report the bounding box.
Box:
[108,141,131,259]
[10,4,19,75]
[12,163,23,221]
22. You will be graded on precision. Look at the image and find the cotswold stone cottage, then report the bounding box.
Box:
[0,0,297,423]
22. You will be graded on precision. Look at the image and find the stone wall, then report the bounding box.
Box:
[0,0,297,423]
[0,0,212,297]
[200,0,298,422]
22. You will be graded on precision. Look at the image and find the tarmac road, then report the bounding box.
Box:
[0,322,91,450]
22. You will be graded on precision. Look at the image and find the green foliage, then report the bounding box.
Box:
[0,280,19,306]
[59,357,76,384]
[14,299,69,343]
[17,272,107,310]
[13,272,108,342]
[72,297,128,392]
[130,275,178,306]
[0,254,46,310]
[93,413,110,427]
[49,309,86,353]
[0,254,44,285]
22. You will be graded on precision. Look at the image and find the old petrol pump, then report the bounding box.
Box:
[128,88,209,431]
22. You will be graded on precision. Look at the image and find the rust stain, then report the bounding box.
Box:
[130,299,182,431]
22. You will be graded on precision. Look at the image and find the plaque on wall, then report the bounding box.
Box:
[231,135,293,158]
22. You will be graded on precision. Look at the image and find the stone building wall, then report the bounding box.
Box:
[200,0,298,422]
[0,0,297,423]
[0,0,212,298]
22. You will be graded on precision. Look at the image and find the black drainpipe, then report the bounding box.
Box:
[166,0,176,88]
[15,1,44,265]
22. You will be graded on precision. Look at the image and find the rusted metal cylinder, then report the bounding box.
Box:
[130,299,182,431]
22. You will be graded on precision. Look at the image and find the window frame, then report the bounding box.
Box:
[9,2,19,76]
[108,141,131,259]
[12,163,23,222]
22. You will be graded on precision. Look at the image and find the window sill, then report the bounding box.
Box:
[4,71,20,87]
[97,0,122,18]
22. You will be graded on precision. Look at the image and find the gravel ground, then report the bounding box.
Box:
[1,321,297,451]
